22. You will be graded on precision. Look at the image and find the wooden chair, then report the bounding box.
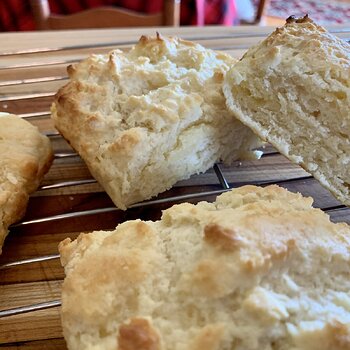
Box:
[30,0,181,30]
[239,0,270,25]
[254,0,268,24]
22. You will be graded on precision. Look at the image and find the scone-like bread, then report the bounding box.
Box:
[0,113,53,253]
[52,34,260,209]
[60,185,350,350]
[223,16,350,206]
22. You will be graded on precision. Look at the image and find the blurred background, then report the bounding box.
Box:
[0,0,349,31]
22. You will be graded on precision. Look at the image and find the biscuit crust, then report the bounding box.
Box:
[0,113,53,253]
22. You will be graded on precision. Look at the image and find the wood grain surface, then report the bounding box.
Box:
[0,25,349,349]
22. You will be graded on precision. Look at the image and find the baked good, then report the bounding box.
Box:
[223,16,350,206]
[60,184,350,350]
[0,112,53,253]
[52,34,261,210]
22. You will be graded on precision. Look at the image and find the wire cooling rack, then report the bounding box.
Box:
[0,27,349,347]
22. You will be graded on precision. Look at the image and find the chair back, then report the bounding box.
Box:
[30,0,180,30]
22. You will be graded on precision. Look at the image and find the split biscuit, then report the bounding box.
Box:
[224,16,350,206]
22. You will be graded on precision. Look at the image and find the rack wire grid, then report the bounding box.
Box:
[0,27,349,342]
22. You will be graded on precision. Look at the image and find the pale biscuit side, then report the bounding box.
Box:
[223,16,350,206]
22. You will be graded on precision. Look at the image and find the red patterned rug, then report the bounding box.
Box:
[265,0,350,25]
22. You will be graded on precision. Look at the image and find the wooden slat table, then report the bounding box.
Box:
[0,25,349,349]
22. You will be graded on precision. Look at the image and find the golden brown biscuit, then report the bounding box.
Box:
[52,35,261,210]
[60,185,350,350]
[0,113,53,253]
[223,16,350,206]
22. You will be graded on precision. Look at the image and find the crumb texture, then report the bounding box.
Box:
[223,16,350,206]
[60,185,350,350]
[0,113,53,253]
[52,35,260,209]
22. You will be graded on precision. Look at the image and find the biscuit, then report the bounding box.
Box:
[223,16,350,206]
[60,185,350,350]
[52,34,261,209]
[0,113,53,253]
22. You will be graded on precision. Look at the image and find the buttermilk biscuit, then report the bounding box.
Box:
[0,113,53,253]
[52,35,260,209]
[60,185,350,350]
[224,16,350,206]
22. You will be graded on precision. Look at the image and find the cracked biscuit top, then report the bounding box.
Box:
[60,185,350,350]
[52,34,260,209]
